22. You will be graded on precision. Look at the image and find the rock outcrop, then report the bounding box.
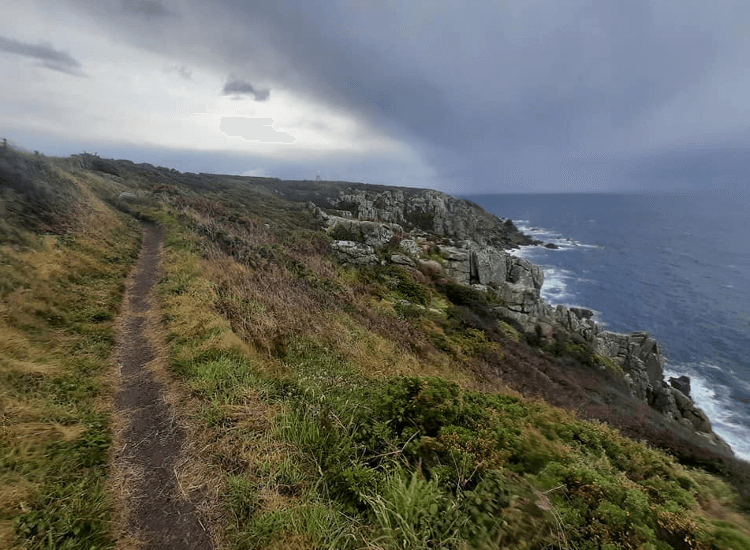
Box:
[285,183,539,249]
[301,186,733,458]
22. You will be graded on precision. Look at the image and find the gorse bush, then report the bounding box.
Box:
[272,375,750,549]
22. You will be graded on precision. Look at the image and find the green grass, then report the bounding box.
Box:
[0,196,140,548]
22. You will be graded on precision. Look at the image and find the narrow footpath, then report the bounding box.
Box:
[112,223,212,550]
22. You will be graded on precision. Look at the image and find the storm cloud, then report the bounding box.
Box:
[7,0,750,191]
[123,0,171,16]
[222,78,270,101]
[0,35,83,76]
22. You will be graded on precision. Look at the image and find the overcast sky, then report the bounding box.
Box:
[2,0,750,193]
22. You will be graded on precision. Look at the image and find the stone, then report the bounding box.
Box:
[311,185,540,248]
[326,217,402,248]
[570,307,594,320]
[649,383,681,421]
[399,238,420,256]
[625,357,651,400]
[685,406,712,433]
[473,248,508,286]
[507,257,543,290]
[496,281,540,314]
[310,204,329,221]
[670,387,692,414]
[390,254,416,267]
[669,375,691,397]
[438,245,471,284]
[437,245,469,262]
[329,240,379,266]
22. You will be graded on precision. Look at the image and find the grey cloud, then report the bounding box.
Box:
[617,147,750,192]
[123,0,171,16]
[190,1,730,188]
[165,64,192,79]
[44,1,750,190]
[222,78,270,101]
[219,117,294,143]
[0,35,84,76]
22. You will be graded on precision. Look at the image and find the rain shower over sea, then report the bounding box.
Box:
[467,192,750,461]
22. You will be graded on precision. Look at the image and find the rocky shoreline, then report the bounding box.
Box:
[295,183,733,458]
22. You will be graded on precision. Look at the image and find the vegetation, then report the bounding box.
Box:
[1,146,749,548]
[0,148,141,549]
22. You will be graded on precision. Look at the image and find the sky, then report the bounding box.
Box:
[2,0,750,193]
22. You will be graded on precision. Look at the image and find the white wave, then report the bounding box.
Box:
[539,266,576,304]
[512,220,601,250]
[665,363,750,462]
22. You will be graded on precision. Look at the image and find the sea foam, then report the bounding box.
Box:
[665,363,750,462]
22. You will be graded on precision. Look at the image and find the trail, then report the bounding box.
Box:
[112,223,212,550]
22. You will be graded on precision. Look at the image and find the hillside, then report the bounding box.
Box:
[1,145,750,549]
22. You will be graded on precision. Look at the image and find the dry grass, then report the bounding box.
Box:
[690,469,750,534]
[0,173,141,548]
[202,243,467,386]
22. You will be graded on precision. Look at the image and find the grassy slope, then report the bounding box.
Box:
[1,150,749,549]
[142,175,750,549]
[0,151,141,549]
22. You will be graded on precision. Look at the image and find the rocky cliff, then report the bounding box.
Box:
[297,183,732,457]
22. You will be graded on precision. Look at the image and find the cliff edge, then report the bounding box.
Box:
[284,182,733,459]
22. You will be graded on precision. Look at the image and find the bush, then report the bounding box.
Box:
[271,373,750,550]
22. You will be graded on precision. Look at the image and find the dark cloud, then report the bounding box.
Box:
[222,78,270,101]
[617,147,750,193]
[44,1,750,190]
[0,35,84,76]
[123,0,170,16]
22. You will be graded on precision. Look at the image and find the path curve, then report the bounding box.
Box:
[113,223,212,550]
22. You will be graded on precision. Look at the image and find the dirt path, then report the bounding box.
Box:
[112,223,213,550]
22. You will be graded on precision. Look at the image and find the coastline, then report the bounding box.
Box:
[470,194,750,462]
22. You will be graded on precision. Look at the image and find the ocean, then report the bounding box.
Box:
[466,192,750,462]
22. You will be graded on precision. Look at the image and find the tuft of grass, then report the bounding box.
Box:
[363,468,463,550]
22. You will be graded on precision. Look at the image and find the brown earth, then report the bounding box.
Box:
[111,223,213,550]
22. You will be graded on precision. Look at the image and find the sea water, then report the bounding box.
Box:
[466,192,750,462]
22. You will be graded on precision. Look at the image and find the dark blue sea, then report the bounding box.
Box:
[467,192,750,461]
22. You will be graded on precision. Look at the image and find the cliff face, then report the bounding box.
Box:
[298,183,733,458]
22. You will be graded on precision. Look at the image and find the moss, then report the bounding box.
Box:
[327,223,358,242]
[596,353,625,377]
